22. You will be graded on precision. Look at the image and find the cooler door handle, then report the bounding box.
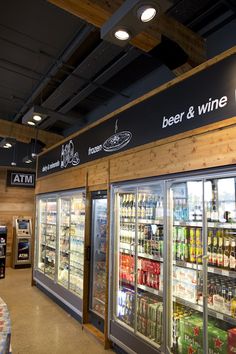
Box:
[86,246,91,261]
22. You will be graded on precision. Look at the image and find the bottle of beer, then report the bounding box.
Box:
[121,194,126,220]
[211,233,218,267]
[223,238,230,269]
[207,234,212,266]
[140,194,146,220]
[217,233,224,268]
[230,239,236,271]
[146,195,152,220]
[127,194,132,221]
[131,195,136,222]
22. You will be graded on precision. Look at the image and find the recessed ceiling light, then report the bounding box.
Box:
[114,29,130,41]
[23,155,33,164]
[11,161,16,166]
[27,121,35,126]
[138,6,157,23]
[5,142,12,148]
[33,114,42,122]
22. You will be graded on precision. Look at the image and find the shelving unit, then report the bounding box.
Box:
[0,227,7,279]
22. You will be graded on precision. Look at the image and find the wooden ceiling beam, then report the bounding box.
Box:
[0,118,62,148]
[48,0,206,72]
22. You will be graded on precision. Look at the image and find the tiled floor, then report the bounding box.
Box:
[0,268,114,354]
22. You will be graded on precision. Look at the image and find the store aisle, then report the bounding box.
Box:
[0,268,114,354]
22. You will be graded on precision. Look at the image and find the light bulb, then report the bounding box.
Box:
[27,121,35,126]
[33,115,42,122]
[114,29,130,41]
[138,6,157,23]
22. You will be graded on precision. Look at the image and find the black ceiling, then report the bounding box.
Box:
[0,0,236,167]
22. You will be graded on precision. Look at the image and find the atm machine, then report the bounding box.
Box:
[12,218,32,268]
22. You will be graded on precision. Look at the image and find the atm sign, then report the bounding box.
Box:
[7,171,35,188]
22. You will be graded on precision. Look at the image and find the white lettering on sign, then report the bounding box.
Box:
[198,96,228,115]
[88,144,103,155]
[10,173,35,186]
[162,95,229,129]
[162,112,185,128]
[19,253,28,258]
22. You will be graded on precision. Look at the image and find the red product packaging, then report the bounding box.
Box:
[228,328,236,354]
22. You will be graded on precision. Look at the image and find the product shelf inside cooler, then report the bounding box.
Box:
[138,284,163,297]
[174,220,236,229]
[120,219,164,226]
[174,260,236,278]
[93,296,105,305]
[173,296,236,326]
[41,243,56,249]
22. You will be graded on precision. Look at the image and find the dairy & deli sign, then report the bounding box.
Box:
[38,54,236,178]
[7,171,35,188]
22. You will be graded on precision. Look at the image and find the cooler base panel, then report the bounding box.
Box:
[110,321,161,354]
[89,311,104,333]
[34,270,82,321]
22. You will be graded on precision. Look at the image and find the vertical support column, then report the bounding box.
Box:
[83,170,90,324]
[31,197,37,286]
[165,181,173,354]
[202,179,208,353]
[104,159,112,349]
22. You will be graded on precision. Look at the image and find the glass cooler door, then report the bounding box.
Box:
[69,192,85,298]
[168,180,204,354]
[58,196,70,288]
[113,182,164,350]
[37,197,47,272]
[44,198,57,279]
[90,194,107,319]
[205,176,236,354]
[37,196,57,279]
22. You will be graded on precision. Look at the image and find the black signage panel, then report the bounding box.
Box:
[17,239,30,261]
[38,55,236,178]
[7,171,35,188]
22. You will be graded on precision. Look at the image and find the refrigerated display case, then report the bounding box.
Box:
[34,189,85,318]
[89,191,107,331]
[169,176,236,354]
[110,182,165,354]
[109,171,236,354]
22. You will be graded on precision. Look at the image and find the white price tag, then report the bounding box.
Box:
[216,313,224,320]
[222,270,229,276]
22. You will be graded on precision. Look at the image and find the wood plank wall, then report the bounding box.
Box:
[0,169,35,266]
